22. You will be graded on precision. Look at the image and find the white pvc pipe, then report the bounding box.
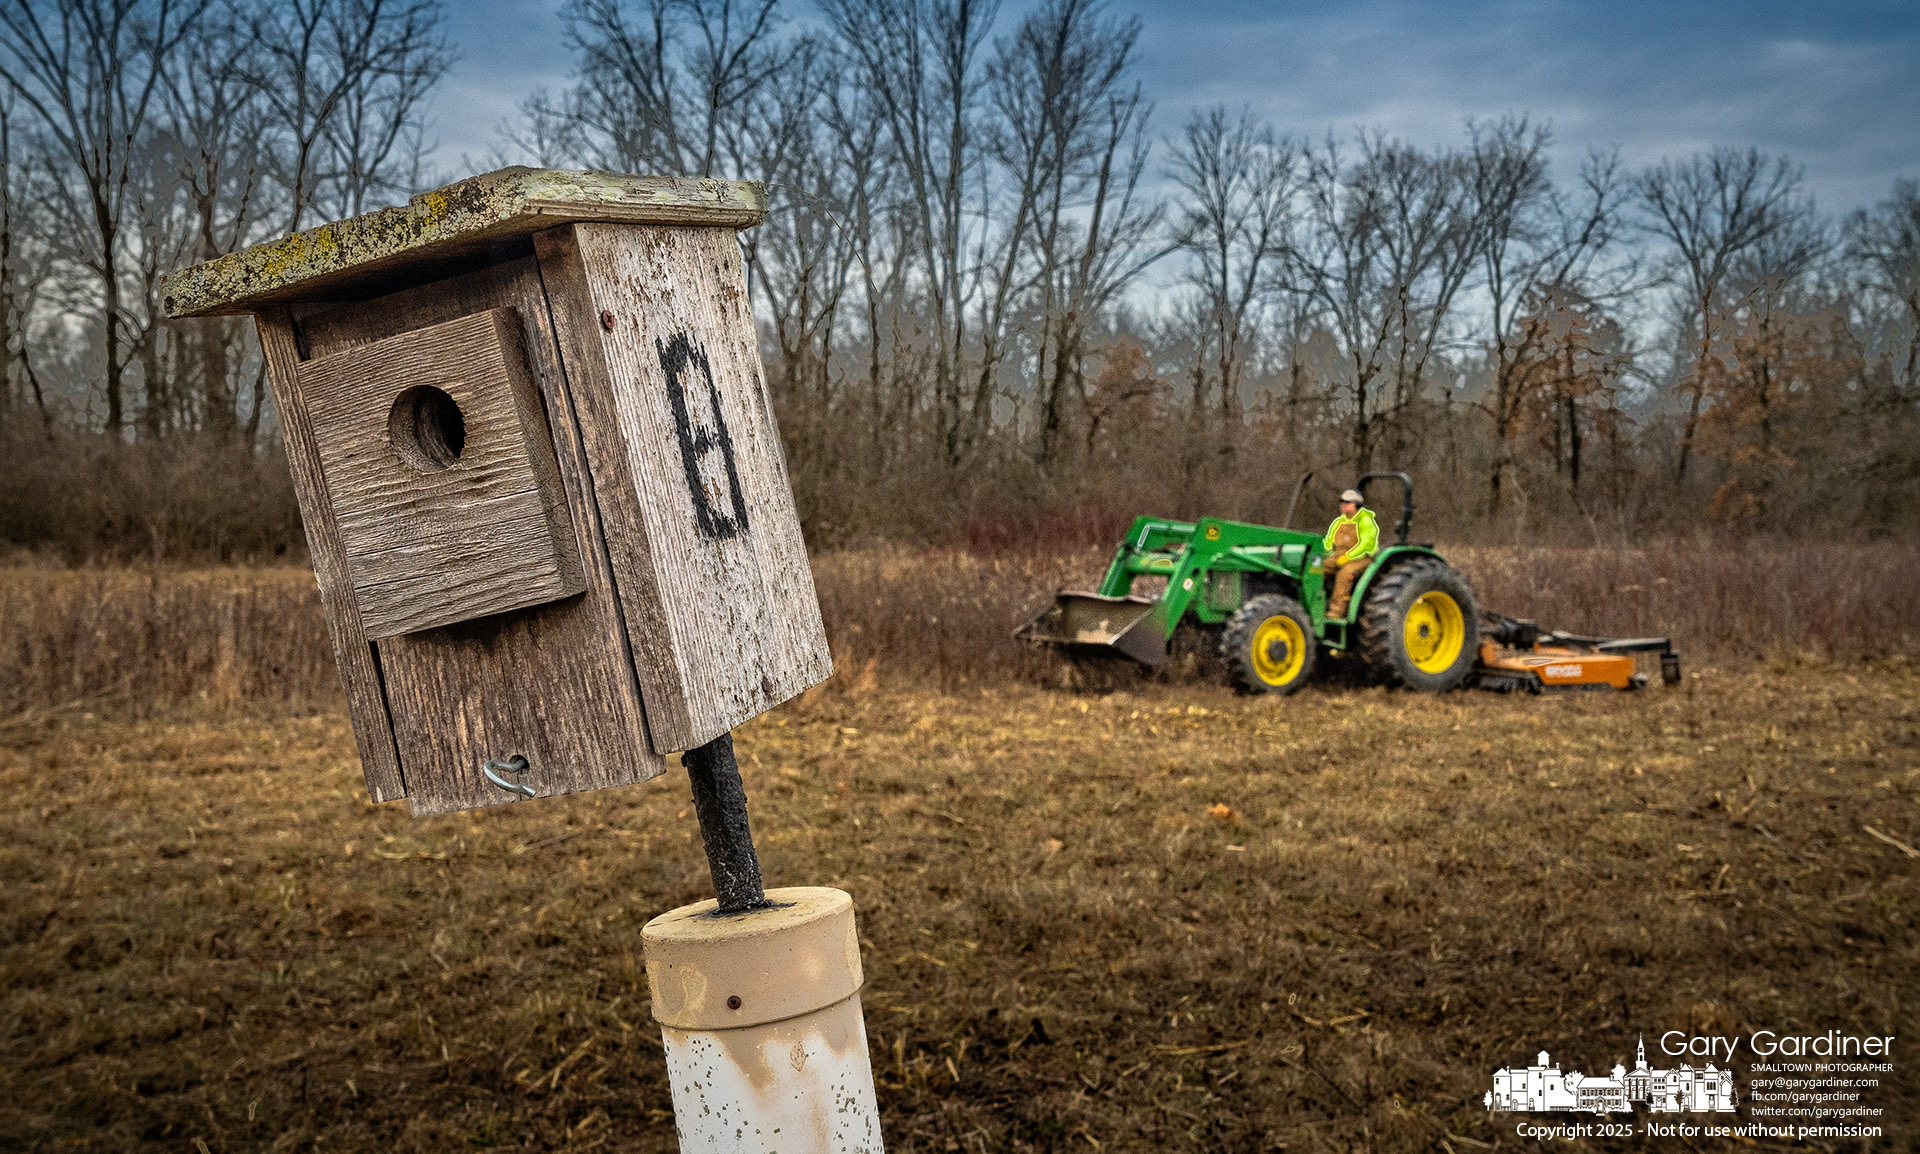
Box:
[643,886,884,1153]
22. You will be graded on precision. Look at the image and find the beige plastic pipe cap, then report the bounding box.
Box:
[642,886,863,1030]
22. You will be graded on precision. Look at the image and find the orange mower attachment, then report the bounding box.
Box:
[1471,613,1681,693]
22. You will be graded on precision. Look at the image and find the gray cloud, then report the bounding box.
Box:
[1129,0,1919,211]
[428,0,1918,212]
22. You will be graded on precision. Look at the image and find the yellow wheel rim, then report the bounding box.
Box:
[1404,590,1465,674]
[1251,615,1308,686]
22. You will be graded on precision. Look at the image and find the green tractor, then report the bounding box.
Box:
[1016,473,1480,693]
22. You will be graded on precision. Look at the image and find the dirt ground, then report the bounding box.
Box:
[2,664,1915,1152]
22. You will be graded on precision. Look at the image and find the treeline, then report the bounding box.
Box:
[0,0,446,559]
[1,0,1917,562]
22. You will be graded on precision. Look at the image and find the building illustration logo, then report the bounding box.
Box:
[1487,1037,1738,1115]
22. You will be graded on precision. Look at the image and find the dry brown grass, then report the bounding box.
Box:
[9,538,1911,716]
[0,568,336,717]
[804,536,1920,689]
[3,667,1915,1152]
[1450,539,1920,664]
[0,431,305,565]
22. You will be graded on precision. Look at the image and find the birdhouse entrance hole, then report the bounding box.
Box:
[388,385,467,472]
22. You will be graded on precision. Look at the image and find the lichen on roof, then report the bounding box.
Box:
[160,167,768,318]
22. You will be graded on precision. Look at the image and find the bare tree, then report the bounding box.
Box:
[1367,137,1479,467]
[1473,115,1547,509]
[0,0,210,436]
[1723,212,1830,456]
[822,0,997,464]
[153,0,271,443]
[988,0,1159,468]
[1286,133,1478,472]
[127,126,195,436]
[316,7,445,218]
[0,93,56,434]
[0,94,13,427]
[251,0,450,232]
[740,38,859,479]
[1474,116,1630,510]
[1033,73,1158,469]
[0,0,446,445]
[817,76,915,476]
[1637,147,1807,483]
[1502,282,1632,503]
[1844,178,1920,400]
[536,0,786,178]
[1165,106,1294,455]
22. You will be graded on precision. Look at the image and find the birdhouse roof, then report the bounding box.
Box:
[160,167,767,318]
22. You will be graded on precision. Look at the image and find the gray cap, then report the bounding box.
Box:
[1340,489,1364,504]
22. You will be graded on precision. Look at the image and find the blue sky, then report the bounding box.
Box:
[434,0,1920,214]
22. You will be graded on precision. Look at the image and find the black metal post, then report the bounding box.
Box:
[682,732,770,913]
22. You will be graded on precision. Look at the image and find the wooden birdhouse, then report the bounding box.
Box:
[160,168,832,817]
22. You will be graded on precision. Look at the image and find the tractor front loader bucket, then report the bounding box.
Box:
[1015,592,1168,666]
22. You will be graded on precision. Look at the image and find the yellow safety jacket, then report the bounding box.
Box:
[1323,508,1379,565]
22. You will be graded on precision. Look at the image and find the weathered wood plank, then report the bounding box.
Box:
[296,255,663,816]
[253,307,407,802]
[162,168,767,319]
[298,308,584,638]
[534,223,832,753]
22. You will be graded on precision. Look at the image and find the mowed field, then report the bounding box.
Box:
[3,664,1915,1152]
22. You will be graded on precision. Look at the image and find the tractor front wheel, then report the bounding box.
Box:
[1357,560,1479,691]
[1222,595,1317,695]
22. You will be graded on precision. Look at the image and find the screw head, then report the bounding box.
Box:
[727,995,742,1010]
[600,309,617,331]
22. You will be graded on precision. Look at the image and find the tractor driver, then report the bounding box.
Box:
[1320,488,1378,620]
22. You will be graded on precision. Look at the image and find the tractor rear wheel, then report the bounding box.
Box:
[1221,595,1317,694]
[1357,559,1479,691]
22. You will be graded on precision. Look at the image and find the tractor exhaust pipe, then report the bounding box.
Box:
[1282,471,1314,530]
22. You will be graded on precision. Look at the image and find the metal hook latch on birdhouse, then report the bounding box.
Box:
[481,755,535,798]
